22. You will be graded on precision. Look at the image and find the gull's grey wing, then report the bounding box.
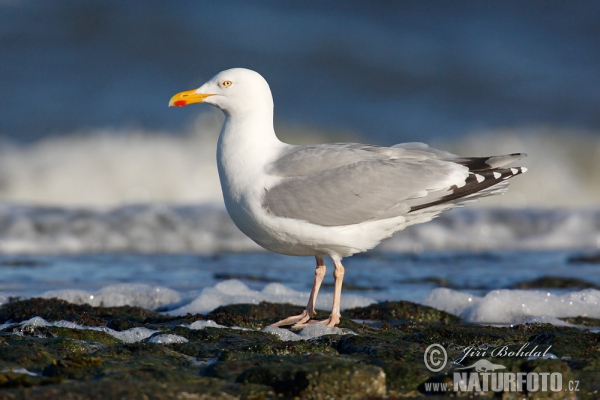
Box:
[392,142,526,170]
[265,143,449,178]
[262,143,527,227]
[263,156,469,226]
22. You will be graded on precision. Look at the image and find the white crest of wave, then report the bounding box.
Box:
[423,287,600,325]
[148,334,189,344]
[6,281,600,330]
[435,128,600,208]
[263,325,356,342]
[41,283,181,309]
[1,316,159,344]
[0,123,598,208]
[0,112,224,207]
[170,279,376,316]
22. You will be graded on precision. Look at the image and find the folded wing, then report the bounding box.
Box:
[262,143,526,227]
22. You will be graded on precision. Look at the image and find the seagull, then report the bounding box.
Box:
[169,68,526,328]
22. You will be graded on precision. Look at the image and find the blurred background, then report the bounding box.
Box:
[0,0,599,255]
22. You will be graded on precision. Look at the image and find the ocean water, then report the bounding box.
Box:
[1,2,599,328]
[1,245,600,327]
[2,1,599,141]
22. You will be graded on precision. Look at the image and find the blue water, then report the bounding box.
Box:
[2,250,598,306]
[1,1,599,142]
[0,2,599,320]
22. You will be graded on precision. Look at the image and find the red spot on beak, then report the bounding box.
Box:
[173,100,186,107]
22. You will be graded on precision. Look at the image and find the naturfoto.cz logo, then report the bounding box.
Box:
[423,343,580,394]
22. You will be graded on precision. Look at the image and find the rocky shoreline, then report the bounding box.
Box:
[0,297,598,399]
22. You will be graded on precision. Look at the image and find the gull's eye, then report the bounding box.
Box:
[222,80,233,88]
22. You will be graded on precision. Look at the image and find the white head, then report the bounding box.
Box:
[169,68,273,117]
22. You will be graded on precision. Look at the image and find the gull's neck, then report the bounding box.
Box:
[218,106,284,159]
[216,107,286,200]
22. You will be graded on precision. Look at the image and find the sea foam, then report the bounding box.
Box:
[0,128,598,209]
[0,204,598,254]
[1,316,158,344]
[3,282,599,330]
[41,284,181,309]
[169,279,376,316]
[423,287,600,325]
[263,324,356,342]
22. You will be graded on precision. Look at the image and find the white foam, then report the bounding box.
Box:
[521,316,581,328]
[106,327,158,343]
[263,326,304,341]
[0,367,39,376]
[188,320,228,330]
[423,288,600,325]
[52,320,89,330]
[0,125,224,207]
[420,288,479,315]
[42,284,181,309]
[180,319,251,331]
[379,208,600,252]
[0,203,260,254]
[0,294,7,307]
[0,204,598,254]
[0,316,159,344]
[170,279,375,316]
[20,316,51,328]
[1,128,599,209]
[0,127,598,255]
[437,129,600,208]
[55,320,158,344]
[0,322,12,331]
[148,334,189,344]
[263,324,356,342]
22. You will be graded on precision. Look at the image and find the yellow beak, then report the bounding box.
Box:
[168,89,214,107]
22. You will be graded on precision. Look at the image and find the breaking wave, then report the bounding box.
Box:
[0,203,598,254]
[0,122,598,208]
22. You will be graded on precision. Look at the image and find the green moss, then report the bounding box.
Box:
[343,300,461,323]
[510,276,600,289]
[0,297,164,326]
[0,298,598,399]
[560,316,600,327]
[224,355,386,398]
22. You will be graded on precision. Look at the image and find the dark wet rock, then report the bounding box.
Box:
[560,316,600,327]
[3,324,57,339]
[0,259,46,268]
[106,318,144,331]
[213,272,278,283]
[43,355,104,379]
[0,297,163,326]
[207,302,306,329]
[0,298,598,399]
[343,300,460,324]
[528,332,556,345]
[233,355,386,398]
[568,252,600,264]
[402,276,454,287]
[510,276,599,290]
[321,282,386,291]
[0,371,61,390]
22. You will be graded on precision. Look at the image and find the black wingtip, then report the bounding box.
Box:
[409,166,526,212]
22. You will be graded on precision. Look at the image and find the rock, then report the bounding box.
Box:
[231,355,386,399]
[509,276,599,290]
[0,298,598,398]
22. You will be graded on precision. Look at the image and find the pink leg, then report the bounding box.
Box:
[269,256,326,328]
[328,259,345,326]
[297,258,345,328]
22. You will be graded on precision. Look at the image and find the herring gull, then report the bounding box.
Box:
[169,68,526,328]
